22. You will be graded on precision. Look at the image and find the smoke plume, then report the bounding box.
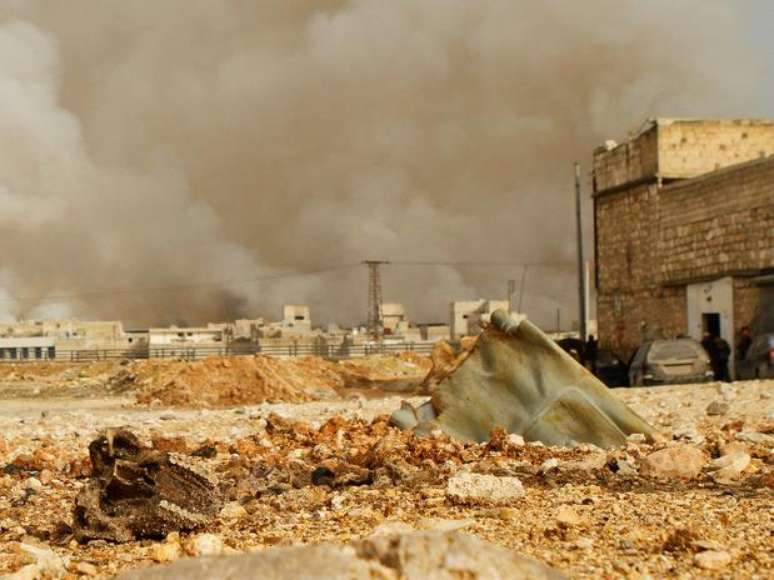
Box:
[0,1,763,328]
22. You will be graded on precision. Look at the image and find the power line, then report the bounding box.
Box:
[0,259,575,307]
[389,260,574,268]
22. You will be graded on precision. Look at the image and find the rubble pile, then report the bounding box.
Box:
[0,378,772,578]
[73,429,223,543]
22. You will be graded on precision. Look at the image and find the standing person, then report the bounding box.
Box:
[714,335,731,382]
[737,326,753,361]
[701,332,721,380]
[585,334,598,374]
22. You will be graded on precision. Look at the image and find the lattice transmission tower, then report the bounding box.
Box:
[363,260,389,340]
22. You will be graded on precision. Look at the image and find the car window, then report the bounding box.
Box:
[648,340,702,361]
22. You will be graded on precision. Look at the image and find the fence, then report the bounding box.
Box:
[0,340,440,363]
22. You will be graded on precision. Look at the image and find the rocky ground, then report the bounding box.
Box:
[0,364,771,578]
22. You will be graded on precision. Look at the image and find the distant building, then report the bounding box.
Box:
[593,118,774,363]
[282,305,312,332]
[450,299,510,338]
[148,327,224,346]
[380,303,407,334]
[0,336,56,361]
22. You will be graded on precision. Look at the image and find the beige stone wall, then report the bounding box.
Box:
[595,183,661,293]
[593,123,658,192]
[659,157,774,284]
[658,119,774,179]
[595,120,774,356]
[597,286,686,359]
[593,119,774,194]
[733,278,761,335]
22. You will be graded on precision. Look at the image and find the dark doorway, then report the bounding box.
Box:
[702,312,721,337]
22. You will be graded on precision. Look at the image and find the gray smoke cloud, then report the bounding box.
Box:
[0,1,763,328]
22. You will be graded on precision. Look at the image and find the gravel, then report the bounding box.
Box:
[0,378,771,578]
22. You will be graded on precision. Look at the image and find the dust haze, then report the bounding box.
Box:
[0,1,762,328]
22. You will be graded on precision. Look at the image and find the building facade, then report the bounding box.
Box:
[593,118,774,364]
[450,299,510,338]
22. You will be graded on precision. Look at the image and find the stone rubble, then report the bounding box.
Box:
[445,472,525,505]
[0,373,771,579]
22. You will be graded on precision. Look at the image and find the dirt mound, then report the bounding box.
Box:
[131,356,347,408]
[0,353,432,407]
[337,353,431,389]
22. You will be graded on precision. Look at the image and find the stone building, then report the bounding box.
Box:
[592,118,774,365]
[450,299,510,338]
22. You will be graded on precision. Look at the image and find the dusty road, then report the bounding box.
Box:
[0,373,772,578]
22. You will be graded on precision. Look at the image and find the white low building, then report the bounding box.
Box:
[0,337,56,360]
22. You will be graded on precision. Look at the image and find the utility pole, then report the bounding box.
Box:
[575,162,587,341]
[363,260,389,340]
[507,279,516,312]
[518,264,528,313]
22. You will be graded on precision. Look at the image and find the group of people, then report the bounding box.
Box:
[579,327,754,383]
[701,332,731,382]
[701,326,753,382]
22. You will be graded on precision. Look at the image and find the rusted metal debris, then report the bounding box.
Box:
[73,429,222,543]
[391,309,654,449]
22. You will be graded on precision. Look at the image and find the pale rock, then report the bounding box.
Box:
[672,424,704,444]
[75,561,98,576]
[330,494,346,511]
[616,459,638,476]
[188,533,224,557]
[716,383,736,400]
[418,518,475,532]
[555,505,585,528]
[116,531,562,580]
[641,444,706,479]
[24,478,42,493]
[705,400,729,416]
[736,431,774,446]
[539,458,559,473]
[709,451,750,481]
[506,434,525,446]
[10,543,67,580]
[38,470,52,485]
[694,550,731,570]
[692,540,725,552]
[219,502,247,520]
[491,507,519,521]
[573,538,594,550]
[371,521,415,536]
[151,542,181,563]
[446,472,524,505]
[562,453,607,473]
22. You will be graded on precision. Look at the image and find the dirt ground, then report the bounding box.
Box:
[0,359,771,579]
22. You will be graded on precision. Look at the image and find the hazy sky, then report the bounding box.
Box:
[0,1,771,329]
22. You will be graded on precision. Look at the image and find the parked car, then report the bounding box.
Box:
[594,349,629,387]
[736,332,774,380]
[628,339,714,386]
